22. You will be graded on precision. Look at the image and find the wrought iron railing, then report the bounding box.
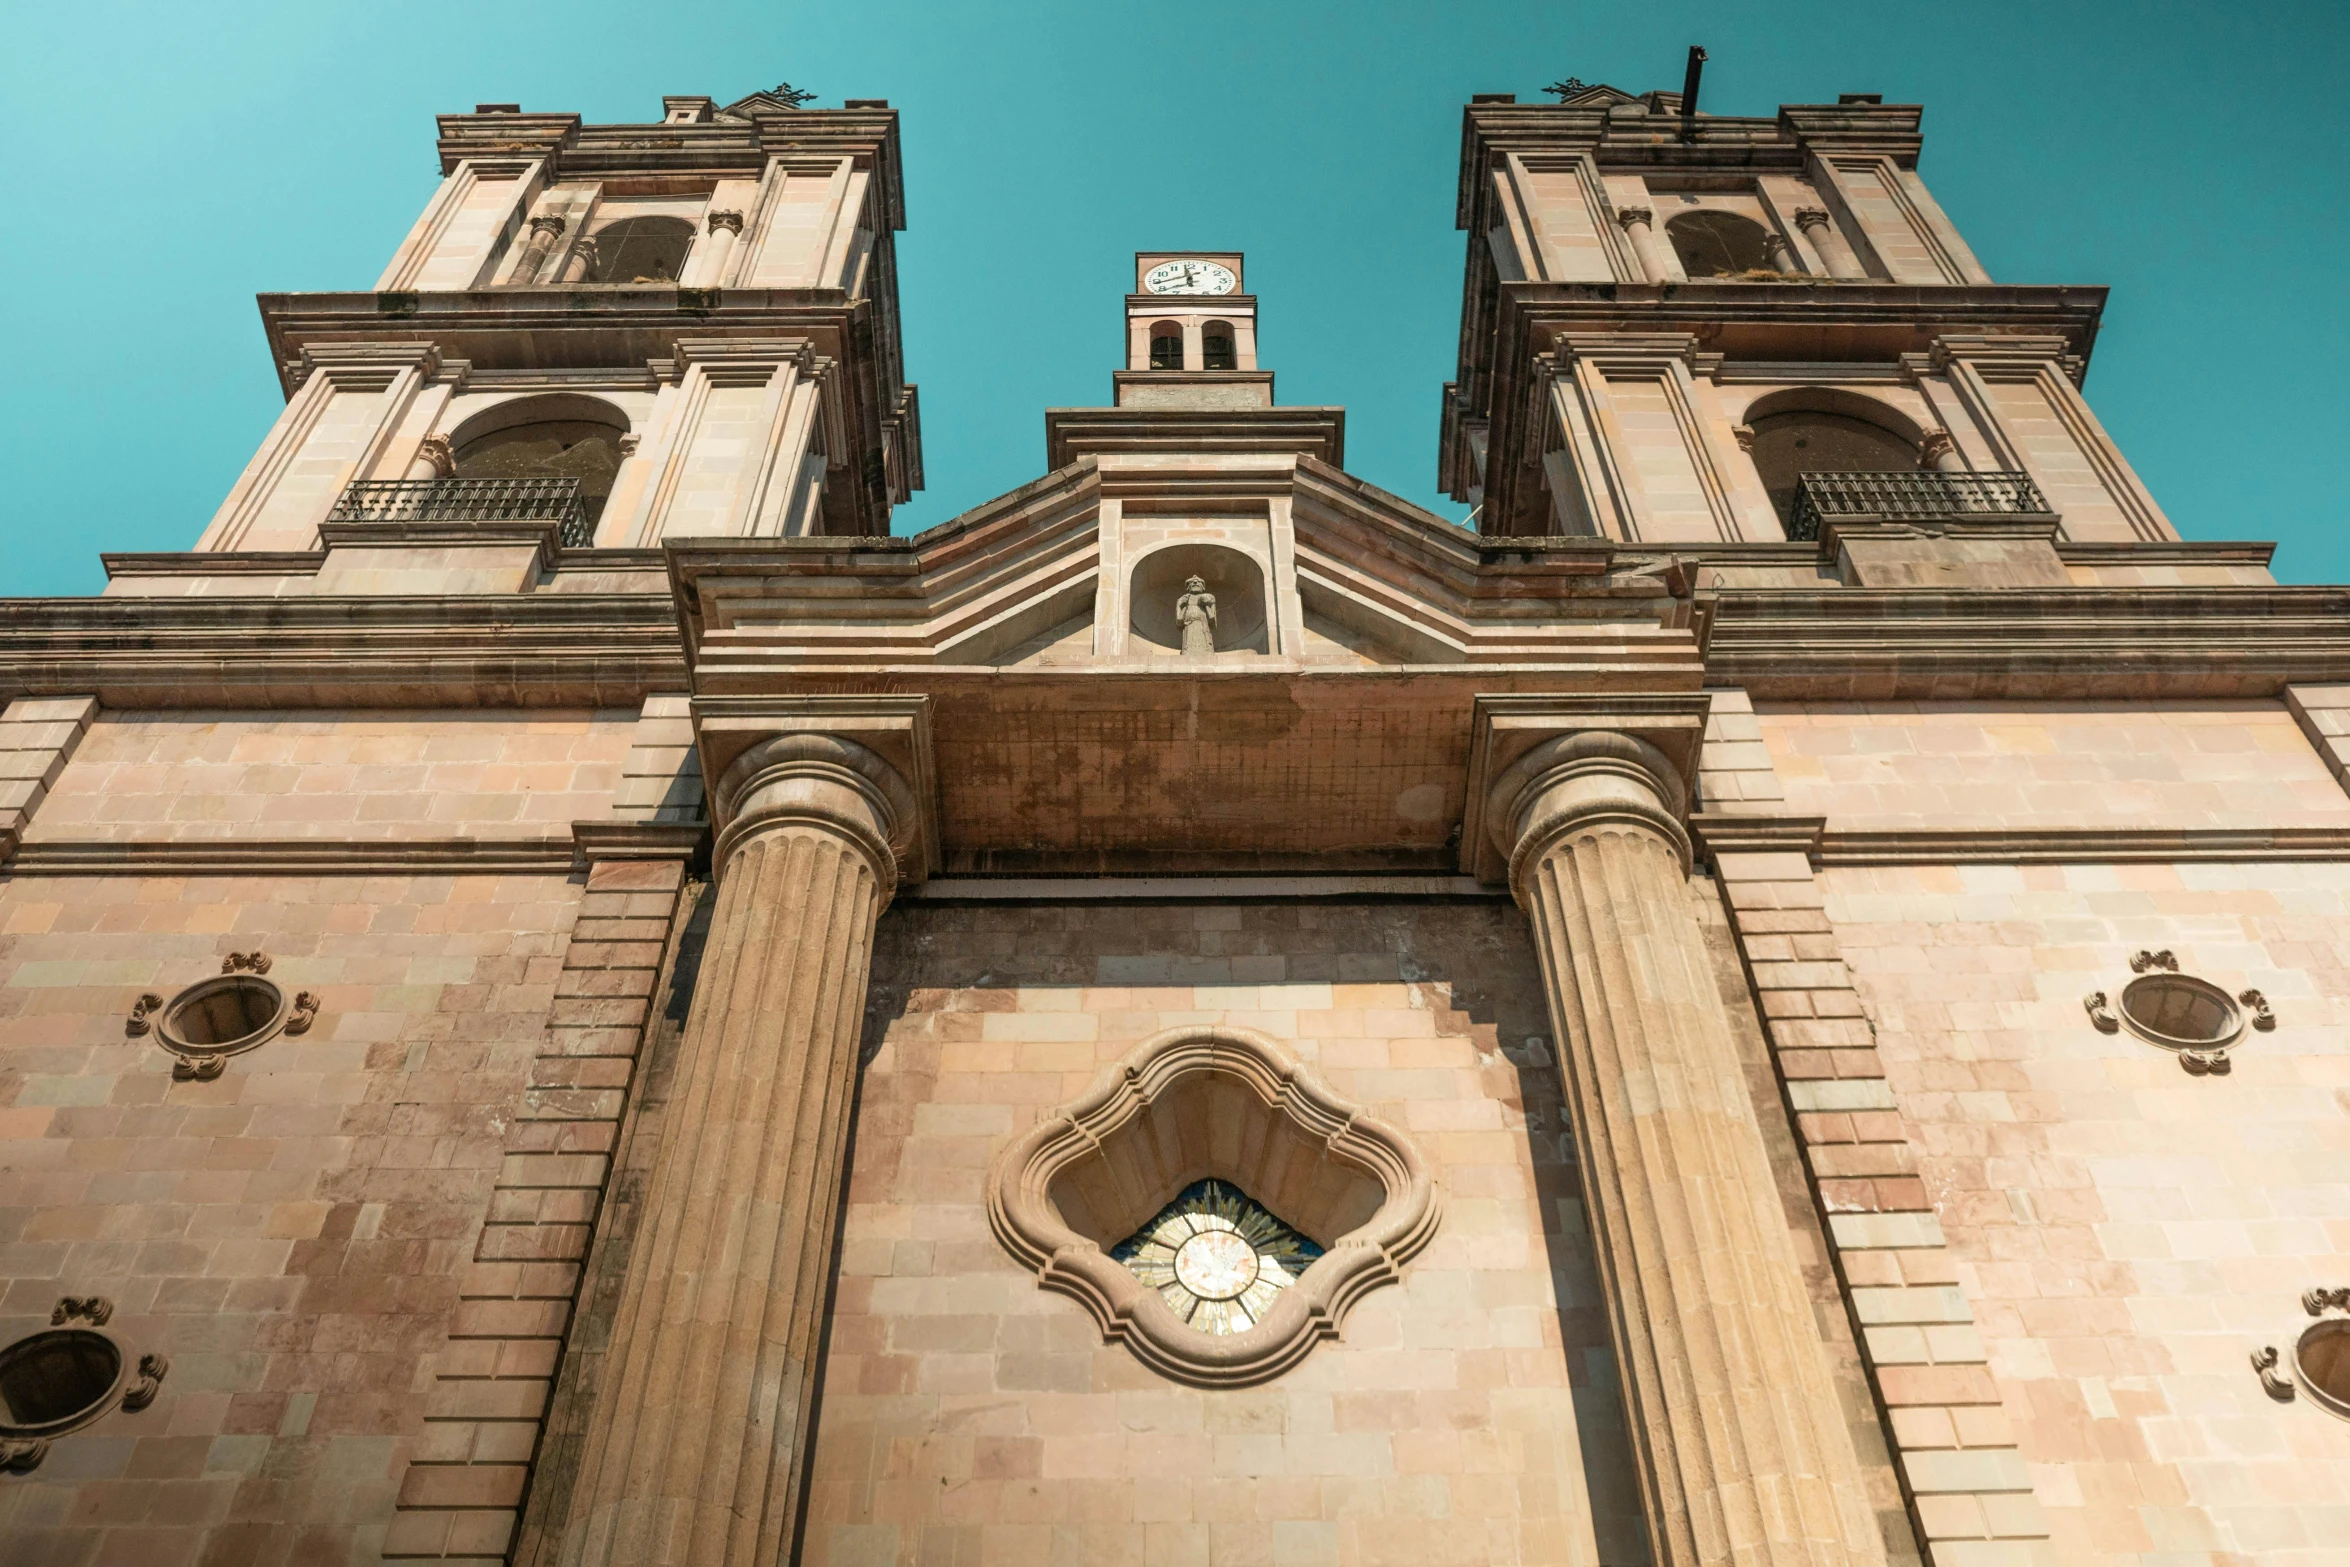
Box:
[1785,470,2049,542]
[326,478,594,548]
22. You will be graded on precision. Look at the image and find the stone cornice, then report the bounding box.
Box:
[0,594,684,710]
[1703,584,2350,699]
[432,106,906,229]
[1043,406,1346,470]
[3,835,583,876]
[1814,826,2350,866]
[259,289,869,394]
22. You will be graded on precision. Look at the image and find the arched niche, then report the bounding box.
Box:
[1129,543,1269,656]
[587,215,695,284]
[1739,389,1925,531]
[447,394,632,527]
[1666,210,1774,277]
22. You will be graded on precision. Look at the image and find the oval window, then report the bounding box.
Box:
[2296,1318,2350,1418]
[159,975,289,1057]
[0,1330,124,1436]
[2117,973,2244,1052]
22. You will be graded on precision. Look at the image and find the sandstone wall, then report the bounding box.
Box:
[1820,861,2350,1566]
[1756,701,2350,832]
[0,867,588,1565]
[28,712,634,845]
[800,894,1895,1567]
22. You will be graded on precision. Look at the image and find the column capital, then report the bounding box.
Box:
[1791,205,1834,231]
[527,213,568,238]
[706,208,745,235]
[1614,204,1655,229]
[693,695,938,887]
[1458,694,1709,888]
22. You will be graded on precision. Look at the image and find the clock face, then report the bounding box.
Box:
[1143,260,1237,296]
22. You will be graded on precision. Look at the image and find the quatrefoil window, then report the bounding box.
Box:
[988,1026,1438,1386]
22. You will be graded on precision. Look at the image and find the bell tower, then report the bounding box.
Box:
[1117,250,1272,409]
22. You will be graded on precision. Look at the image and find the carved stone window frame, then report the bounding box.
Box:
[987,1025,1440,1387]
[2084,949,2272,1076]
[128,952,319,1081]
[0,1297,168,1474]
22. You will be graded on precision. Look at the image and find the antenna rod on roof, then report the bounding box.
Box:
[1680,46,1707,141]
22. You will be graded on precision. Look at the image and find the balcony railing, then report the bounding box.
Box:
[326,477,594,549]
[1785,470,2050,542]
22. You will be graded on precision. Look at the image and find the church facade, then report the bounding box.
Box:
[2,78,2347,1567]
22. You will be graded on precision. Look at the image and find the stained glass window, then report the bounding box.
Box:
[1110,1179,1325,1335]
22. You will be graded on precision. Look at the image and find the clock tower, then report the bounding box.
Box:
[1120,250,1268,408]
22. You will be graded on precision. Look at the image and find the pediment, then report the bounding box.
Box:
[669,452,1696,678]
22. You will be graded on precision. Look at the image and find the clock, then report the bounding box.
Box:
[1142,260,1237,296]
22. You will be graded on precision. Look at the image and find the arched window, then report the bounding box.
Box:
[1665,211,1773,278]
[587,216,696,284]
[449,394,631,527]
[1148,322,1185,370]
[1202,322,1236,371]
[1746,409,1921,530]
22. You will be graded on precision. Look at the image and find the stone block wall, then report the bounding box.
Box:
[28,712,635,845]
[1757,702,2350,832]
[1820,861,2350,1566]
[797,895,1899,1567]
[805,899,1632,1566]
[0,868,590,1566]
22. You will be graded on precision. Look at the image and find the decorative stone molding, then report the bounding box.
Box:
[2085,949,2269,1075]
[527,213,568,239]
[139,953,320,1081]
[1792,206,1834,231]
[706,209,745,235]
[2254,1290,2350,1418]
[1916,428,1957,469]
[988,1025,1439,1387]
[1614,205,1654,230]
[0,1296,168,1473]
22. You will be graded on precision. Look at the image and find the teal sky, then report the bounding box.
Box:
[4,1,2344,594]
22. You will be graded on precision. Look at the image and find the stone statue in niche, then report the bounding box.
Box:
[1176,575,1218,657]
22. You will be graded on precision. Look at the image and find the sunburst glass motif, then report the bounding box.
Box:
[1109,1179,1326,1335]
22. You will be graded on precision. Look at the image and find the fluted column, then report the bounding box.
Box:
[558,732,917,1567]
[1616,205,1669,281]
[1792,207,1865,280]
[1489,731,1888,1567]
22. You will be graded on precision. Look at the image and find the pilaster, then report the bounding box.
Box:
[1692,691,2057,1567]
